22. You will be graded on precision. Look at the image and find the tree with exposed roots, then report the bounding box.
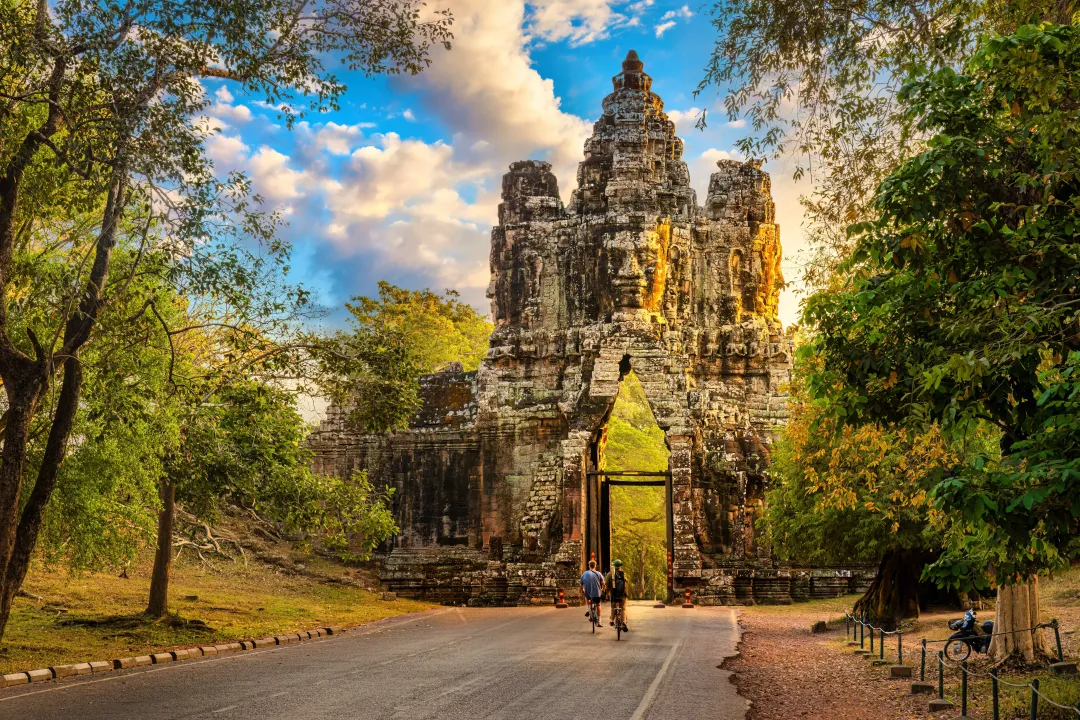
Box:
[802,22,1080,663]
[763,357,980,625]
[0,0,451,640]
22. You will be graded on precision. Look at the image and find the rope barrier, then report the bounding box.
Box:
[845,611,1079,717]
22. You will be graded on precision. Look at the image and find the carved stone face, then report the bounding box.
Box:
[608,227,668,313]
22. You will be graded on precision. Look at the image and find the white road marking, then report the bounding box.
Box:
[212,705,238,713]
[270,691,288,698]
[629,639,683,720]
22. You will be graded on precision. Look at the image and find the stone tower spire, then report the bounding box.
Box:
[570,50,695,216]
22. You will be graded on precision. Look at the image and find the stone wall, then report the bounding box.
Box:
[308,50,826,606]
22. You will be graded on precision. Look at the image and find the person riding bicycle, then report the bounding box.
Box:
[580,559,605,626]
[605,559,629,633]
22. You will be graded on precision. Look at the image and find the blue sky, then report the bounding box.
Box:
[201,0,813,329]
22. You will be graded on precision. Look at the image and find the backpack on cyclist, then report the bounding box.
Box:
[611,570,627,599]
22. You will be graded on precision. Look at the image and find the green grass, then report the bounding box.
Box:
[0,552,434,675]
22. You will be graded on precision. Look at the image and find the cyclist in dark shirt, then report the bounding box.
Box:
[604,559,629,632]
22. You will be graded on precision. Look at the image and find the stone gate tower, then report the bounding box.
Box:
[309,51,799,604]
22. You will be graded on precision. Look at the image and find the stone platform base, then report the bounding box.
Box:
[377,550,877,607]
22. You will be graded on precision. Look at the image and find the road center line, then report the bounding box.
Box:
[629,639,682,720]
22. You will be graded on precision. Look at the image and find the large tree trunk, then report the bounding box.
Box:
[989,577,1051,664]
[853,549,925,628]
[146,481,176,617]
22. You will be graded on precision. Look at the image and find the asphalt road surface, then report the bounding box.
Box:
[0,602,748,719]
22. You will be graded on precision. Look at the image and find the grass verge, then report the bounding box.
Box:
[1,553,433,675]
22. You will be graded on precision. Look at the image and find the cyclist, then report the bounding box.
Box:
[605,559,630,632]
[580,559,605,626]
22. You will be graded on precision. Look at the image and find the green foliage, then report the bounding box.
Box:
[802,22,1080,588]
[603,372,669,600]
[346,281,492,373]
[315,282,492,433]
[169,380,397,561]
[763,359,978,565]
[696,0,1074,290]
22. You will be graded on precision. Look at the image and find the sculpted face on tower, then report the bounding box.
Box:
[608,223,669,314]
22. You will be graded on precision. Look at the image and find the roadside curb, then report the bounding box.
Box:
[1,620,380,689]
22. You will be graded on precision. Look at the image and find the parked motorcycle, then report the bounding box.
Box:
[945,609,994,661]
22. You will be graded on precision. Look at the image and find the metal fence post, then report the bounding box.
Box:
[898,631,903,665]
[960,661,968,716]
[1051,620,1064,663]
[991,667,999,720]
[938,651,945,699]
[920,639,927,681]
[1030,678,1039,720]
[860,619,865,648]
[880,630,885,660]
[870,625,875,653]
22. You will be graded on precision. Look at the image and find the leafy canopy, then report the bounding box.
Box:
[802,21,1080,587]
[316,282,491,433]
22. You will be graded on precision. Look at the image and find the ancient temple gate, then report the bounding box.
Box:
[309,52,869,604]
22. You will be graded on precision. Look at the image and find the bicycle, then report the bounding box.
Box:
[613,603,625,641]
[588,600,600,633]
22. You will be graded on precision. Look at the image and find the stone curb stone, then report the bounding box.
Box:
[3,672,29,687]
[72,663,93,676]
[51,664,80,679]
[910,681,935,694]
[199,646,218,656]
[314,629,325,638]
[225,643,243,652]
[134,656,153,667]
[928,698,955,712]
[239,641,254,650]
[212,645,233,654]
[89,661,112,673]
[325,627,342,635]
[114,657,137,669]
[889,665,913,679]
[27,668,53,683]
[171,649,193,661]
[253,638,277,648]
[151,653,173,664]
[274,635,291,644]
[1051,661,1077,675]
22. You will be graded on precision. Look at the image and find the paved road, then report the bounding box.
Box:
[0,602,747,719]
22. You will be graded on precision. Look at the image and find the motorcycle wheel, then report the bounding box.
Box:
[945,639,971,662]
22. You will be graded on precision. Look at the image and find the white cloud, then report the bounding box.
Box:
[204,134,250,169]
[409,0,591,195]
[527,0,626,46]
[313,121,372,156]
[727,118,747,129]
[210,102,252,125]
[666,107,701,132]
[627,0,653,11]
[660,5,692,20]
[655,4,691,37]
[402,108,416,121]
[249,146,308,201]
[215,86,234,103]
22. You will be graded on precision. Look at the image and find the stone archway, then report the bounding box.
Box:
[309,50,793,606]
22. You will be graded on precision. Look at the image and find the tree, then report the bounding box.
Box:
[801,22,1080,662]
[147,379,398,617]
[695,0,1074,291]
[763,357,981,621]
[0,0,451,639]
[315,282,491,433]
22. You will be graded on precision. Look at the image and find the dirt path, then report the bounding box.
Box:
[726,604,932,720]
